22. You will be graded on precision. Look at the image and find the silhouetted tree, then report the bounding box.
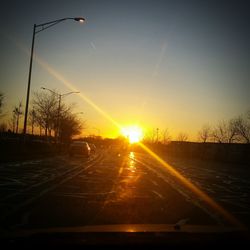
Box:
[0,92,4,118]
[234,116,250,143]
[227,119,238,143]
[59,112,84,143]
[176,132,188,142]
[212,120,238,143]
[9,110,16,133]
[0,122,7,132]
[198,124,211,143]
[32,91,58,137]
[13,101,22,134]
[161,128,172,144]
[143,128,158,144]
[31,90,84,141]
[143,128,172,144]
[28,108,36,135]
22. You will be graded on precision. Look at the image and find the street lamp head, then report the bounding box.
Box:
[74,17,85,23]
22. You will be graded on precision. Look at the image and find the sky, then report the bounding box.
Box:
[0,0,249,139]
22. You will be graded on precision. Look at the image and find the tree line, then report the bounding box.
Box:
[0,90,84,143]
[143,111,250,144]
[1,90,249,144]
[198,113,250,143]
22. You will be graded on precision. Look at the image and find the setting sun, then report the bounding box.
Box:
[121,125,143,143]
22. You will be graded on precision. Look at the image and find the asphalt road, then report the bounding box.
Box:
[0,146,249,230]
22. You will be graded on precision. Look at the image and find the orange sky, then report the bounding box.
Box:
[1,1,249,140]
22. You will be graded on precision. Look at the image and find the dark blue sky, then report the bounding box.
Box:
[0,0,249,138]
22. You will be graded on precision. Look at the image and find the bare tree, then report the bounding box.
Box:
[13,101,22,134]
[176,132,188,142]
[143,128,158,144]
[161,128,172,144]
[212,120,239,143]
[0,93,3,110]
[59,111,84,143]
[212,121,227,143]
[32,91,58,137]
[143,128,172,144]
[198,124,211,143]
[29,108,36,135]
[247,110,250,120]
[227,119,238,143]
[9,111,16,133]
[0,92,5,118]
[0,122,7,132]
[234,116,250,143]
[31,91,84,141]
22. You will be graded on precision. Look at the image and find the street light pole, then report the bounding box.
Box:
[23,17,85,137]
[23,24,36,135]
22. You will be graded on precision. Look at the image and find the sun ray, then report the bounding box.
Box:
[138,142,246,229]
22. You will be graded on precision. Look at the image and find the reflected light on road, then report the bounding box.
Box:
[129,152,136,173]
[130,152,135,159]
[111,152,140,202]
[138,142,246,229]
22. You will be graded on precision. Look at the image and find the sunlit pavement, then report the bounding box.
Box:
[135,152,250,226]
[0,147,249,230]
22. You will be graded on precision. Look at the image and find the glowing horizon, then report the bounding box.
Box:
[1,28,247,141]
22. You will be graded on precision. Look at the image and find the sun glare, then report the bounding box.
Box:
[121,125,143,143]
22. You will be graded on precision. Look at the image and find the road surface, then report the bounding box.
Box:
[0,146,249,230]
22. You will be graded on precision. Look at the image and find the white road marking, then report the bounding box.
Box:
[152,190,165,199]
